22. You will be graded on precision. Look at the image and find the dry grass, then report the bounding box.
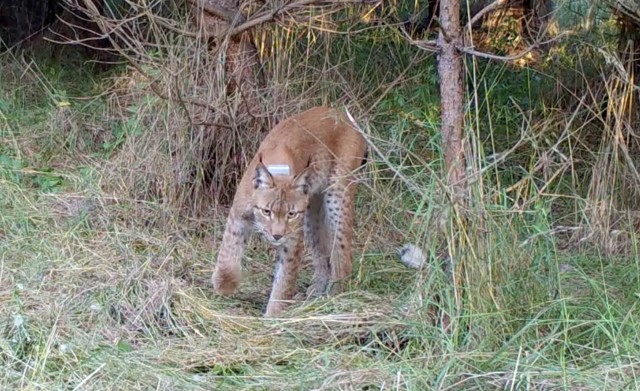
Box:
[1,0,640,390]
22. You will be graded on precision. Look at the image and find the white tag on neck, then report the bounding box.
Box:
[266,164,290,176]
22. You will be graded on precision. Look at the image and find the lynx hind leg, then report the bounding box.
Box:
[265,238,304,316]
[212,213,250,295]
[325,181,357,295]
[304,192,331,297]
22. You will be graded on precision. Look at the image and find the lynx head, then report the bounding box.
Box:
[251,159,313,246]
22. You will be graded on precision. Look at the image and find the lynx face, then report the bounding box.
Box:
[252,162,311,246]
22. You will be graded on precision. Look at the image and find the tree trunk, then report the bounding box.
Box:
[187,0,267,206]
[612,0,640,81]
[612,0,640,140]
[437,0,466,205]
[190,0,264,117]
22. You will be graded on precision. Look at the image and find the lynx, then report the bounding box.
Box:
[212,106,367,316]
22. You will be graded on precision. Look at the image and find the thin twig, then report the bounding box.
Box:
[465,0,509,30]
[457,32,568,62]
[456,44,536,62]
[399,24,439,52]
[198,0,379,39]
[185,0,240,24]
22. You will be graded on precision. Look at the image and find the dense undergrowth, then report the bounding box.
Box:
[1,0,640,390]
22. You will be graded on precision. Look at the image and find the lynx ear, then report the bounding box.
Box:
[253,160,274,189]
[292,160,313,195]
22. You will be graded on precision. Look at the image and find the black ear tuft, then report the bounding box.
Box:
[361,148,368,167]
[292,166,313,195]
[253,161,274,190]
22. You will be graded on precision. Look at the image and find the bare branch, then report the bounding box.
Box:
[456,32,568,62]
[59,2,230,117]
[65,0,378,45]
[54,0,381,115]
[465,0,509,30]
[456,44,535,62]
[398,25,439,52]
[410,39,439,52]
[150,15,201,38]
[186,0,381,40]
[185,0,240,24]
[227,0,377,38]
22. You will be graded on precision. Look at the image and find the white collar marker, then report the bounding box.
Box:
[266,164,291,176]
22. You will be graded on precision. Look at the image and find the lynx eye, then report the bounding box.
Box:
[261,208,272,217]
[287,211,300,219]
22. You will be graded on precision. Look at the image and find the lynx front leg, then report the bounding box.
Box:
[305,192,331,297]
[212,212,251,295]
[325,182,357,295]
[265,238,303,317]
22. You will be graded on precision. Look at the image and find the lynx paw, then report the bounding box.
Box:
[327,279,348,296]
[264,301,287,317]
[306,280,329,298]
[212,265,241,295]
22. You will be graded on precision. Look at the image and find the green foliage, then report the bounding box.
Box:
[0,150,24,184]
[102,115,144,155]
[1,0,640,389]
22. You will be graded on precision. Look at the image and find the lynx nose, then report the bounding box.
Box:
[273,234,283,241]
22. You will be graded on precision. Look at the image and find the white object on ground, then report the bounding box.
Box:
[397,243,427,269]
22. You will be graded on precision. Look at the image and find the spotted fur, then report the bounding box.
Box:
[211,106,367,316]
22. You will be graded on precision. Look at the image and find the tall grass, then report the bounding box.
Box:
[1,1,640,389]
